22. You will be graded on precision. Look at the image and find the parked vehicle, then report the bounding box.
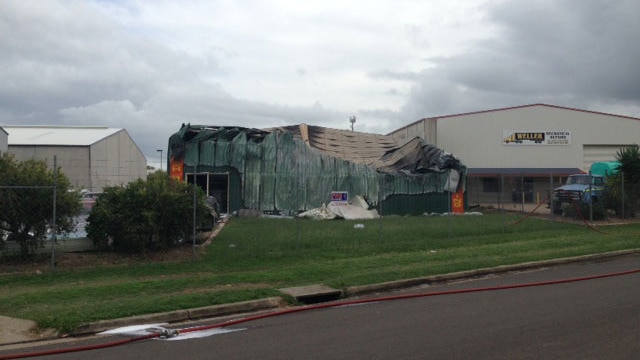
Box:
[551,174,605,214]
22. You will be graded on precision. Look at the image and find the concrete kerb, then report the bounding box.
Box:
[70,297,284,336]
[344,249,640,296]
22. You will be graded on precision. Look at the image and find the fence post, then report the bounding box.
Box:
[520,174,525,212]
[378,174,383,242]
[295,168,301,248]
[621,170,625,219]
[51,155,58,269]
[447,172,452,238]
[550,173,555,222]
[500,173,505,233]
[193,185,197,259]
[476,176,480,207]
[588,170,593,222]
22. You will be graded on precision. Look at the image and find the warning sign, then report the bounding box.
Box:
[451,190,464,214]
[170,158,184,181]
[330,191,348,205]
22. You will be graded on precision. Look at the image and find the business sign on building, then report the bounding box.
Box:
[502,130,571,146]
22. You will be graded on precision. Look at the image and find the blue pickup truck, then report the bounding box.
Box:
[551,173,605,214]
[551,161,619,215]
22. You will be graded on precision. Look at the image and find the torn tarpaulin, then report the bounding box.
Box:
[298,195,379,220]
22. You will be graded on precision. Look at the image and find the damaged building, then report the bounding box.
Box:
[167,123,466,216]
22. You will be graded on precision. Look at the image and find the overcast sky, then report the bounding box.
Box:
[1,0,639,166]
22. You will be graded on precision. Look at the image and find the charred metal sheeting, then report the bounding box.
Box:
[275,125,463,175]
[274,124,398,166]
[168,123,466,214]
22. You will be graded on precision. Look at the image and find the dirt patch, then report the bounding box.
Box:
[531,213,640,226]
[0,240,208,276]
[0,224,230,276]
[483,206,640,226]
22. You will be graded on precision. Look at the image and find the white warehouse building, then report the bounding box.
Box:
[4,126,147,192]
[389,104,640,208]
[0,127,7,154]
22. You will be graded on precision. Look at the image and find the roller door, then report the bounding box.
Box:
[582,145,629,171]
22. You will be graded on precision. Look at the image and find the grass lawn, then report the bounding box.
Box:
[1,213,639,333]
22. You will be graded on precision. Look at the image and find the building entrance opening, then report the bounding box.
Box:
[186,172,230,214]
[511,177,534,203]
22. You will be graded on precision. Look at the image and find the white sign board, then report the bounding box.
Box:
[330,191,348,206]
[502,130,571,145]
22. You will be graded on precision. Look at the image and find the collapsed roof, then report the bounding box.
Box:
[266,124,464,175]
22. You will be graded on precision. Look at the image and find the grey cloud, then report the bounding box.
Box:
[0,0,326,159]
[404,24,431,48]
[0,0,375,161]
[0,0,208,117]
[4,0,637,164]
[490,0,640,100]
[369,69,419,82]
[400,0,640,120]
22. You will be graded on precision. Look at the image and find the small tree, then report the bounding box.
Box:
[0,154,81,259]
[606,145,640,217]
[87,171,209,254]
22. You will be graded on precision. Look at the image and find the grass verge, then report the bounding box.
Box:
[1,213,639,333]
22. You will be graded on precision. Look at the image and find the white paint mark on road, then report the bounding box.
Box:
[98,323,245,341]
[163,327,245,341]
[99,323,168,336]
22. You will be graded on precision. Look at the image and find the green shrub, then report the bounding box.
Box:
[563,202,607,220]
[86,172,209,254]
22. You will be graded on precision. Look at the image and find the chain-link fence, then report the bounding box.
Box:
[0,183,208,266]
[465,172,633,221]
[1,185,57,264]
[3,167,636,267]
[184,168,636,221]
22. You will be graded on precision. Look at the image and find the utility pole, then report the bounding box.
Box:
[349,116,356,132]
[156,149,163,171]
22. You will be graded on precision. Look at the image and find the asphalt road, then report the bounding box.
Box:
[3,255,639,360]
